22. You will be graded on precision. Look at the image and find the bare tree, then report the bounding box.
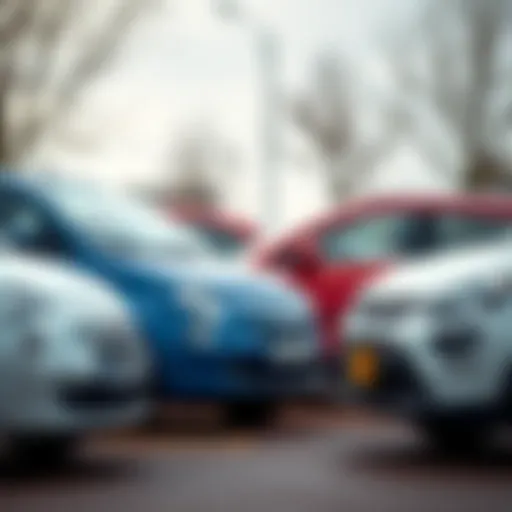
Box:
[388,0,512,189]
[0,0,158,167]
[292,51,405,202]
[168,124,238,207]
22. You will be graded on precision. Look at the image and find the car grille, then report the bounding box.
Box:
[231,358,320,383]
[61,383,144,409]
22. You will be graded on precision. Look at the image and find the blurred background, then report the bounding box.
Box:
[4,2,512,511]
[4,0,512,231]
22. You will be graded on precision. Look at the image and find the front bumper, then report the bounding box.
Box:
[342,344,503,420]
[229,358,330,398]
[4,377,150,435]
[342,344,426,414]
[158,355,328,401]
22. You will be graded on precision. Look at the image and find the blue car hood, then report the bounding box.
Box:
[126,258,309,316]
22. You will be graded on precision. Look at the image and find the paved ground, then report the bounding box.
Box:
[2,406,512,512]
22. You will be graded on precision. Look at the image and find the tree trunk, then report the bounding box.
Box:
[0,50,13,168]
[0,96,8,167]
[460,0,504,188]
[325,155,348,204]
[465,150,508,190]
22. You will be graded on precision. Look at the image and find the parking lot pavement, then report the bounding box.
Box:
[2,406,512,512]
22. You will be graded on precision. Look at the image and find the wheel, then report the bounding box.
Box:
[417,419,490,453]
[9,435,79,466]
[224,401,279,429]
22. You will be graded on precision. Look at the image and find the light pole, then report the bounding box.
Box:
[215,0,281,233]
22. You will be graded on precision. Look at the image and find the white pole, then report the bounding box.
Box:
[257,28,280,233]
[214,0,281,232]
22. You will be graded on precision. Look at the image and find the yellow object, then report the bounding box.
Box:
[348,347,379,387]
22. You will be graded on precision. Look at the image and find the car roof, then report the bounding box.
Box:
[256,192,512,256]
[299,192,512,231]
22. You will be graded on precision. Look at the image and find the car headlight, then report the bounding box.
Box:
[461,276,509,312]
[429,295,462,320]
[431,275,509,321]
[3,288,47,360]
[178,285,222,348]
[479,275,510,310]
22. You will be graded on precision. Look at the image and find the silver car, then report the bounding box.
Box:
[0,252,149,462]
[343,239,512,450]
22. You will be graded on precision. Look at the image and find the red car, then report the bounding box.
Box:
[170,205,259,257]
[256,194,512,370]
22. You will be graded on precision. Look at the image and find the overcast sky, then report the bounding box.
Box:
[34,0,453,227]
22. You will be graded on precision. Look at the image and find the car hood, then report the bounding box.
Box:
[0,253,125,313]
[368,240,512,300]
[128,258,310,316]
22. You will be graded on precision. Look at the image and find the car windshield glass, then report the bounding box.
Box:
[45,181,210,261]
[188,225,248,259]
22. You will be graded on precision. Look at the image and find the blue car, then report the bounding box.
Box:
[0,174,322,425]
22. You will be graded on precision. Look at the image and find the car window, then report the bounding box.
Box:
[320,211,512,265]
[41,181,213,262]
[189,225,248,259]
[320,214,429,263]
[436,215,512,248]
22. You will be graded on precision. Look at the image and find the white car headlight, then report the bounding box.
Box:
[178,285,222,348]
[479,274,510,310]
[430,276,508,327]
[456,276,508,313]
[1,289,47,360]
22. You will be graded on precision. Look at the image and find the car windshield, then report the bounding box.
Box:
[45,181,211,262]
[188,225,249,259]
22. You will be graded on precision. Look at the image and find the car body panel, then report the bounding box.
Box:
[344,239,512,418]
[168,205,259,257]
[0,252,149,434]
[257,194,512,362]
[0,175,319,401]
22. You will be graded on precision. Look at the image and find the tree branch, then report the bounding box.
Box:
[329,133,398,201]
[8,0,157,163]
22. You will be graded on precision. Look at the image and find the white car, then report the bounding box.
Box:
[0,252,149,462]
[343,239,512,449]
